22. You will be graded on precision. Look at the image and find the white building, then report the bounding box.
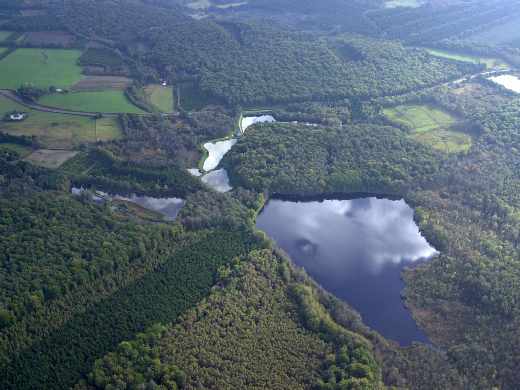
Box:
[9,113,26,121]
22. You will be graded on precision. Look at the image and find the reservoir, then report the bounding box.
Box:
[488,74,520,93]
[256,197,437,345]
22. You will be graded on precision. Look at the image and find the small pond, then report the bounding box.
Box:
[72,187,185,221]
[200,169,232,192]
[256,197,437,345]
[488,74,520,93]
[203,138,237,171]
[241,114,276,133]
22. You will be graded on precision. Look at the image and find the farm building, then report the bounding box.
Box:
[6,112,27,121]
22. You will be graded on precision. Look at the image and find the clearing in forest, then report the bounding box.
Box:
[144,84,174,112]
[0,96,122,148]
[0,48,83,89]
[425,48,507,69]
[24,149,78,169]
[384,104,471,153]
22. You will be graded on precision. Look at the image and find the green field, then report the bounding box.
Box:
[384,104,471,153]
[0,48,83,89]
[39,91,145,114]
[0,47,7,55]
[0,96,122,148]
[426,48,508,69]
[384,104,455,132]
[144,84,174,112]
[0,31,12,41]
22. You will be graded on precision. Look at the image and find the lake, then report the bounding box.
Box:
[241,114,276,133]
[256,197,437,345]
[72,187,185,220]
[203,138,237,171]
[488,74,520,93]
[201,169,232,192]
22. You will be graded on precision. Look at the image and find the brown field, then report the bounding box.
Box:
[71,76,132,91]
[23,31,75,46]
[24,149,78,169]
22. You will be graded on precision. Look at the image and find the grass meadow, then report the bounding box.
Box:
[39,91,145,114]
[0,96,122,148]
[0,48,83,89]
[384,104,471,153]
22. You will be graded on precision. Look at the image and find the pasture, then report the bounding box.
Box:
[72,76,131,92]
[383,104,471,153]
[426,48,508,69]
[24,149,78,169]
[39,91,145,114]
[144,84,174,112]
[0,96,122,148]
[0,48,83,89]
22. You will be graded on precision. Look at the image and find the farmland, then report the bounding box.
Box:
[0,48,83,89]
[383,104,471,153]
[0,96,122,148]
[39,91,145,114]
[426,48,508,69]
[144,84,174,112]
[71,76,132,92]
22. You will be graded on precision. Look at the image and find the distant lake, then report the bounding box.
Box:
[256,197,437,345]
[72,187,185,220]
[489,74,520,93]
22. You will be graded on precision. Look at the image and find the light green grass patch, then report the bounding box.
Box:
[384,104,471,153]
[0,31,12,41]
[94,117,123,141]
[412,129,472,154]
[144,84,174,112]
[0,48,83,89]
[0,142,32,157]
[0,96,122,148]
[384,105,455,133]
[426,48,508,69]
[39,91,145,114]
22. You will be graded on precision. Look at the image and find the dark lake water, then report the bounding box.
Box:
[256,197,437,345]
